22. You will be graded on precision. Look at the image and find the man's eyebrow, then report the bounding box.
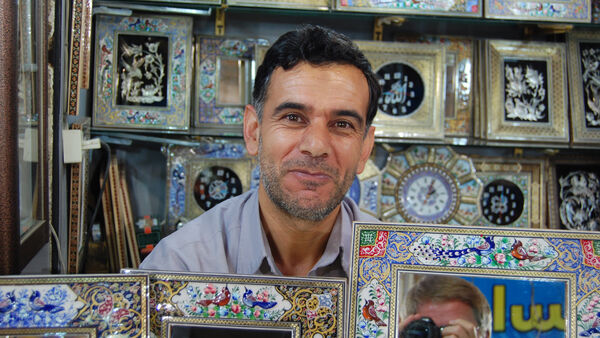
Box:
[274,102,307,115]
[335,109,364,127]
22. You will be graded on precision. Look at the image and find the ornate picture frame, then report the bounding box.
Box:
[547,153,600,231]
[122,270,346,337]
[484,40,569,145]
[347,159,382,218]
[394,36,475,141]
[567,30,600,146]
[355,41,446,141]
[471,156,546,228]
[161,316,300,338]
[484,0,591,22]
[194,36,269,135]
[349,222,600,337]
[335,0,482,17]
[93,15,193,130]
[0,274,149,337]
[380,145,483,225]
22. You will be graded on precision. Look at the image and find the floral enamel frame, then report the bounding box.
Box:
[0,274,148,337]
[355,41,446,141]
[567,30,600,146]
[93,15,193,130]
[335,0,482,17]
[485,40,569,145]
[349,222,600,337]
[161,316,301,338]
[484,0,591,22]
[195,36,269,135]
[471,156,546,228]
[122,270,346,337]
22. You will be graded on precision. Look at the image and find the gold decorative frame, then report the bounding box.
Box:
[349,222,600,337]
[484,0,591,22]
[335,0,482,17]
[161,316,301,338]
[567,30,600,145]
[355,41,446,141]
[472,156,546,228]
[485,40,569,145]
[123,270,346,337]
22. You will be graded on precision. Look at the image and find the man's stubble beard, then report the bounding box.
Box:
[258,138,356,222]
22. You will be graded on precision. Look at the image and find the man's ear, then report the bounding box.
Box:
[356,126,375,175]
[243,104,259,156]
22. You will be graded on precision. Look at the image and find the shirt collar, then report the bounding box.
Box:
[236,189,354,276]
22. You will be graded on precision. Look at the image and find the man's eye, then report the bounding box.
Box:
[285,114,301,122]
[335,121,354,129]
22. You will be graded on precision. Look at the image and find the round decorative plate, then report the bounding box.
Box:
[193,165,243,211]
[381,145,482,225]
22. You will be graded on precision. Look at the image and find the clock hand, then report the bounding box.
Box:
[423,180,436,205]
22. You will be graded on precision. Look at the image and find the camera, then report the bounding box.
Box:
[400,317,442,338]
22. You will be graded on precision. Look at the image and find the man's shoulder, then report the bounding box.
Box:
[163,189,258,242]
[341,195,380,223]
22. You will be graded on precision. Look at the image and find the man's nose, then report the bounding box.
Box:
[298,121,331,158]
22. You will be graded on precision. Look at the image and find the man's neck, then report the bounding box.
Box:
[257,187,340,276]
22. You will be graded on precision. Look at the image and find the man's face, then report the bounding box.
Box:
[416,300,486,337]
[244,62,375,221]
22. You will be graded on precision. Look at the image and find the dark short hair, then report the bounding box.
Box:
[252,24,381,128]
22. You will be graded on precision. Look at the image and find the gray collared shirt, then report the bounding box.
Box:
[139,189,379,277]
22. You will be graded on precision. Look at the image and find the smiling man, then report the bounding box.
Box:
[140,25,382,277]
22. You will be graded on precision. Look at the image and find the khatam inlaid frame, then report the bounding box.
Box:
[161,316,301,338]
[335,0,482,17]
[355,41,446,141]
[567,30,600,145]
[349,222,600,337]
[93,15,193,130]
[0,274,149,337]
[485,40,569,144]
[484,0,591,22]
[122,270,346,337]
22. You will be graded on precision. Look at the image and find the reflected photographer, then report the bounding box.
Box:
[399,275,491,338]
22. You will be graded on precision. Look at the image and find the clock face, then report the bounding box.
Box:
[193,166,242,211]
[480,179,524,225]
[397,164,459,223]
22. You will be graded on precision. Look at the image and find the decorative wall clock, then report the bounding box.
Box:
[165,142,254,232]
[381,145,482,225]
[472,157,545,228]
[355,41,446,141]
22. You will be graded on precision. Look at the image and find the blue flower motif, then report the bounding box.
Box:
[218,307,228,317]
[263,312,270,320]
[421,236,432,245]
[481,256,491,265]
[318,294,333,308]
[457,257,466,265]
[244,308,252,318]
[359,320,367,329]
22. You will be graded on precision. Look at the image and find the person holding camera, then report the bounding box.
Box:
[399,275,491,338]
